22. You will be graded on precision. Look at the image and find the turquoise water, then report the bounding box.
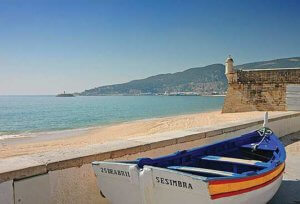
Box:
[0,95,224,136]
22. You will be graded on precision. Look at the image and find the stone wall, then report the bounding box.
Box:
[222,68,300,113]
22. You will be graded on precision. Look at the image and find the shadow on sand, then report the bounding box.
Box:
[280,131,300,147]
[269,132,300,204]
[269,180,300,204]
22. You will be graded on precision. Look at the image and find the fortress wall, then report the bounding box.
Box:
[222,69,300,113]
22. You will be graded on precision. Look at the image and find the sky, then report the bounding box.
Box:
[0,0,300,95]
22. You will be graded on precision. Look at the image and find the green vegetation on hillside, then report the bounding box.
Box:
[81,57,300,96]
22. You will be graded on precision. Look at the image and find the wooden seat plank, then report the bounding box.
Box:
[201,155,269,168]
[167,166,240,177]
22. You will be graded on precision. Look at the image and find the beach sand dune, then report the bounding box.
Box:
[0,110,288,158]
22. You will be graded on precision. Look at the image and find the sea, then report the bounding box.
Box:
[0,95,224,139]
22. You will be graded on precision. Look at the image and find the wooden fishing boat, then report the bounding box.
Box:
[92,114,286,204]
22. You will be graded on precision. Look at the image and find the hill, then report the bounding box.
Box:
[80,57,300,96]
[236,57,300,70]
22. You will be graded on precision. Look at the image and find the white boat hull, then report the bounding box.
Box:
[92,162,283,204]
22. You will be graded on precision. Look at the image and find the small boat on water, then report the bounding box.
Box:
[92,113,286,204]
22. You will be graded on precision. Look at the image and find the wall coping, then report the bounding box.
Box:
[1,111,300,183]
[240,67,300,72]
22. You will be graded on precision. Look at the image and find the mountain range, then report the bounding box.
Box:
[80,57,300,96]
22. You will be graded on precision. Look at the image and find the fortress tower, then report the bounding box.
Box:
[225,55,236,83]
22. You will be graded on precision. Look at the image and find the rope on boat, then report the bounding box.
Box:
[252,112,272,151]
[252,127,273,151]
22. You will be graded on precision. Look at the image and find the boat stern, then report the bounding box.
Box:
[92,161,142,204]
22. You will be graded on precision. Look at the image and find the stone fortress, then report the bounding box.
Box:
[222,56,300,113]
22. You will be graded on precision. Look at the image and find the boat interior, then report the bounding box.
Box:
[128,129,283,178]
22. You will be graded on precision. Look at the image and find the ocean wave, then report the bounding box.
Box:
[0,134,33,140]
[0,127,94,141]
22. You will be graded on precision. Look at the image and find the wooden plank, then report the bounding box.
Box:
[286,85,300,111]
[286,93,300,97]
[287,101,300,105]
[167,166,240,177]
[286,84,300,91]
[287,105,300,110]
[286,84,300,110]
[201,155,269,168]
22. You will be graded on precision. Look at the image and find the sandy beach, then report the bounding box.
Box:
[0,110,289,158]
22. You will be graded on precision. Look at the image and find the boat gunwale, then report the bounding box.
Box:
[94,129,286,182]
[136,129,286,181]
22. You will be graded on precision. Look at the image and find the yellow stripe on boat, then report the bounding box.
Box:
[208,163,285,196]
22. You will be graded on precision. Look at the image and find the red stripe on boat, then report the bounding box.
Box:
[210,166,285,200]
[209,163,283,185]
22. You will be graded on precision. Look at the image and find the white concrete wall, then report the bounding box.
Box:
[14,174,50,204]
[0,180,14,204]
[49,164,103,204]
[1,113,300,204]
